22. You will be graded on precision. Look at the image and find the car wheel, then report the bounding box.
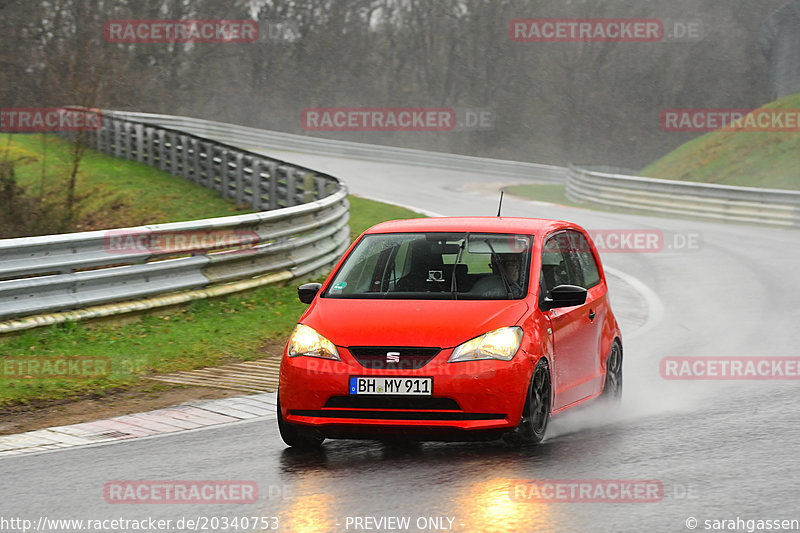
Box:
[277,394,324,448]
[504,359,551,445]
[601,342,623,400]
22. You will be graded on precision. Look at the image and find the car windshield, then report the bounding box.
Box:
[324,232,532,300]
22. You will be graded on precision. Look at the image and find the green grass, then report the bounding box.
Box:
[0,133,251,232]
[0,136,425,407]
[503,184,572,206]
[504,181,761,223]
[0,285,305,406]
[641,94,800,190]
[346,195,425,239]
[504,183,645,216]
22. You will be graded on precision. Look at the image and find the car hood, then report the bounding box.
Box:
[302,298,529,348]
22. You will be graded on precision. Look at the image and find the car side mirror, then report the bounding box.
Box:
[298,283,322,304]
[543,284,587,310]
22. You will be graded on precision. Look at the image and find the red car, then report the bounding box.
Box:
[278,217,622,447]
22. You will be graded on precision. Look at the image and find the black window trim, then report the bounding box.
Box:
[537,228,602,311]
[565,229,602,291]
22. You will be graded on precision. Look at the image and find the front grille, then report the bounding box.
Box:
[348,347,440,369]
[290,409,505,421]
[324,395,461,410]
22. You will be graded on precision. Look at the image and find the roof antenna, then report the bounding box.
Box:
[496,191,504,217]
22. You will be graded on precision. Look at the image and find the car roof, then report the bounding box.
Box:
[364,217,576,236]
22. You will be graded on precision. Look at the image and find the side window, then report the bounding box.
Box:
[566,231,601,289]
[540,233,577,296]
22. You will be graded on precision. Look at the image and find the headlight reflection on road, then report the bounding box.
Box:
[460,477,560,533]
[277,476,337,533]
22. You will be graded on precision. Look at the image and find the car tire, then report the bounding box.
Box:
[277,394,325,448]
[504,359,551,445]
[601,342,623,400]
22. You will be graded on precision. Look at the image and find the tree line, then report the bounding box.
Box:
[0,0,790,171]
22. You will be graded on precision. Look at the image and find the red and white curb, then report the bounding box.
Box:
[0,392,277,458]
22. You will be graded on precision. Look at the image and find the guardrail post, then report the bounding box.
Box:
[285,168,297,207]
[268,163,279,210]
[201,141,211,187]
[113,120,123,158]
[122,122,132,160]
[179,134,189,179]
[220,149,230,199]
[302,172,316,203]
[190,138,200,183]
[101,123,109,153]
[315,176,328,200]
[135,123,144,162]
[168,132,178,176]
[105,120,114,156]
[144,126,154,165]
[234,153,244,205]
[251,160,263,210]
[157,130,166,171]
[213,146,223,193]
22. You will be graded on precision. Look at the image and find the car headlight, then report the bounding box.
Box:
[448,327,523,362]
[287,324,340,360]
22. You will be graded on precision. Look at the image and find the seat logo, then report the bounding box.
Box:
[386,352,400,363]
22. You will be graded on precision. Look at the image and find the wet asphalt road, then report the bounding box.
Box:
[2,153,799,533]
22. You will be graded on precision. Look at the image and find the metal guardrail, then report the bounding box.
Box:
[3,109,798,330]
[567,165,800,227]
[0,111,350,327]
[103,110,569,183]
[106,111,800,228]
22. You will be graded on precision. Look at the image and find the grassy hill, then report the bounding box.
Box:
[641,93,800,190]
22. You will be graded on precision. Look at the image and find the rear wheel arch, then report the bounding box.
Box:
[607,337,622,367]
[601,339,623,400]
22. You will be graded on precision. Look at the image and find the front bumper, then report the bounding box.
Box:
[279,347,533,439]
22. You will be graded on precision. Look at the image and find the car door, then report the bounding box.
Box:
[540,231,602,410]
[566,230,607,399]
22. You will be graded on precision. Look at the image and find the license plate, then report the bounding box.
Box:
[349,376,432,395]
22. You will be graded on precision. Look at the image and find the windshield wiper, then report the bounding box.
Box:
[485,239,513,299]
[450,236,467,299]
